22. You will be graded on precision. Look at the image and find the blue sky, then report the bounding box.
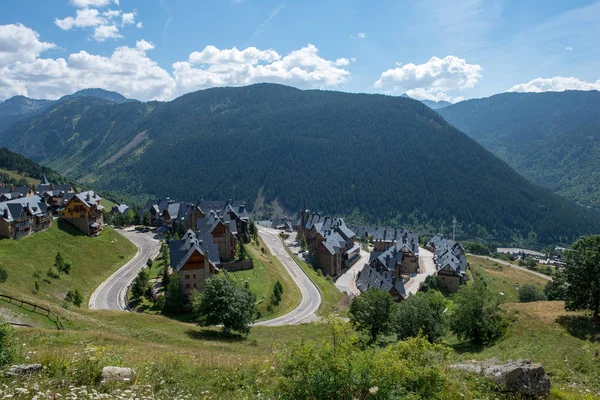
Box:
[1,0,600,102]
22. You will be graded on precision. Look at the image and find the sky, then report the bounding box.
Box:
[1,0,600,103]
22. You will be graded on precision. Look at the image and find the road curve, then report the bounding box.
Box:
[255,226,321,326]
[471,255,552,281]
[89,228,161,310]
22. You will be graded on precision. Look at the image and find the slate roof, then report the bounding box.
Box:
[369,246,404,272]
[428,235,467,277]
[111,204,129,214]
[301,212,356,256]
[169,229,220,272]
[0,186,32,198]
[59,191,104,210]
[0,196,48,223]
[356,265,407,299]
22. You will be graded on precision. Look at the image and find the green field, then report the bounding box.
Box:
[0,221,136,311]
[0,167,41,185]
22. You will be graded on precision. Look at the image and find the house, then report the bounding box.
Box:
[196,211,238,263]
[58,191,104,236]
[0,196,52,239]
[169,230,220,296]
[297,210,359,276]
[427,235,467,292]
[110,203,130,215]
[0,184,36,202]
[351,225,417,252]
[36,175,75,211]
[356,264,407,302]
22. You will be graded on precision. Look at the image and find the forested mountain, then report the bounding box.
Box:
[1,84,599,244]
[401,94,450,109]
[439,90,600,208]
[0,148,70,187]
[0,88,132,133]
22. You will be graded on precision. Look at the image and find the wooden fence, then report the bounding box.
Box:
[0,293,65,330]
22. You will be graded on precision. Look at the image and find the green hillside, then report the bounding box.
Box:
[2,84,600,244]
[438,90,600,209]
[0,148,69,187]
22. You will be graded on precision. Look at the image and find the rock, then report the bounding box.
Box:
[450,359,551,397]
[5,363,43,377]
[100,366,136,385]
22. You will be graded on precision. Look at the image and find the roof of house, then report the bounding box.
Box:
[111,204,129,214]
[356,264,407,299]
[350,225,417,244]
[429,236,467,277]
[169,229,220,272]
[0,195,48,223]
[0,186,32,197]
[301,212,356,256]
[60,191,104,210]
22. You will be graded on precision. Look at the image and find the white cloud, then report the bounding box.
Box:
[55,8,106,30]
[69,0,118,8]
[0,24,56,67]
[102,9,121,18]
[121,12,136,26]
[93,25,122,41]
[173,44,351,95]
[374,55,482,102]
[565,46,573,51]
[0,24,353,102]
[357,32,366,38]
[507,76,600,93]
[136,22,143,29]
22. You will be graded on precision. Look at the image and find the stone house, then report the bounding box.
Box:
[427,235,467,292]
[356,264,407,302]
[58,191,104,236]
[169,230,220,295]
[0,196,52,239]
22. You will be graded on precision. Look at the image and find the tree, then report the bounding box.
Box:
[519,284,546,302]
[65,289,83,307]
[164,272,185,314]
[544,270,567,301]
[563,235,600,322]
[147,258,153,269]
[195,275,256,334]
[0,265,8,283]
[54,252,65,274]
[131,268,150,304]
[349,288,395,342]
[300,235,307,252]
[0,317,17,367]
[271,280,283,305]
[237,239,247,261]
[61,261,72,275]
[394,291,447,343]
[418,275,440,293]
[450,281,507,345]
[143,211,151,226]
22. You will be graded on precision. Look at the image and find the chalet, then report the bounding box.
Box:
[36,175,75,211]
[356,264,407,302]
[0,196,52,240]
[427,235,467,292]
[0,184,35,202]
[297,210,359,276]
[58,191,104,236]
[351,225,417,252]
[169,230,220,295]
[110,204,130,215]
[196,211,238,263]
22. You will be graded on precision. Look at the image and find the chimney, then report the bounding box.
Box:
[50,183,55,190]
[87,193,91,201]
[9,184,14,192]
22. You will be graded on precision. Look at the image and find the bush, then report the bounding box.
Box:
[544,270,567,301]
[270,280,283,306]
[450,281,507,345]
[0,317,17,367]
[418,275,440,293]
[349,288,395,343]
[164,272,185,314]
[65,288,83,307]
[0,265,8,283]
[394,290,447,343]
[519,284,546,302]
[276,319,448,399]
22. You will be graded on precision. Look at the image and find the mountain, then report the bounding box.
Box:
[0,89,132,133]
[1,83,599,244]
[438,90,600,208]
[400,93,451,109]
[0,147,70,187]
[58,88,132,104]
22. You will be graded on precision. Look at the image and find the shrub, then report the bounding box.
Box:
[394,290,447,343]
[545,270,567,301]
[164,272,185,314]
[349,288,395,343]
[0,265,7,283]
[419,275,440,293]
[65,288,83,307]
[276,319,448,399]
[519,284,546,302]
[270,280,283,306]
[0,317,17,367]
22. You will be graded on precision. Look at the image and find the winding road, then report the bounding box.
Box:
[255,226,321,326]
[89,228,161,310]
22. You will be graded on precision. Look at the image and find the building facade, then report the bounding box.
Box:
[58,191,104,236]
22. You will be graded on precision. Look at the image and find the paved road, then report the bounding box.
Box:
[335,249,369,296]
[471,255,552,281]
[89,228,161,310]
[255,226,321,326]
[404,247,437,295]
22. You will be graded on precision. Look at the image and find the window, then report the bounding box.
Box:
[193,274,196,279]
[193,283,197,288]
[185,284,190,289]
[185,274,190,279]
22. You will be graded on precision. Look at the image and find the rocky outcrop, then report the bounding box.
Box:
[450,358,551,397]
[100,366,136,385]
[5,363,43,377]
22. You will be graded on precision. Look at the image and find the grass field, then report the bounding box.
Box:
[467,255,549,302]
[0,167,41,186]
[0,221,136,310]
[283,244,350,316]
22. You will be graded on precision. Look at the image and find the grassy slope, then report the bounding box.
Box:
[0,167,41,186]
[0,221,136,309]
[235,237,301,320]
